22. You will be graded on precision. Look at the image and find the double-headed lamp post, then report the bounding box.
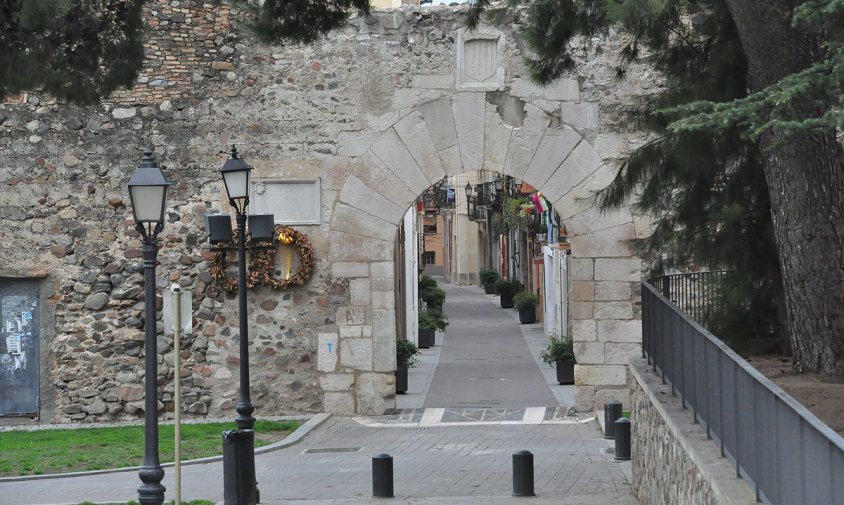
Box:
[220,147,256,434]
[214,146,274,505]
[128,147,170,505]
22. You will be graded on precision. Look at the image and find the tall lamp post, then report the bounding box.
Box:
[220,146,256,435]
[128,147,170,505]
[206,146,274,505]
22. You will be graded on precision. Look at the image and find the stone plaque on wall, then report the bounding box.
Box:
[251,179,321,225]
[456,26,505,91]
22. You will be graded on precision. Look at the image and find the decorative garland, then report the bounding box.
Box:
[210,224,316,293]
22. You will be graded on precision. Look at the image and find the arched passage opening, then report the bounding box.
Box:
[323,89,646,415]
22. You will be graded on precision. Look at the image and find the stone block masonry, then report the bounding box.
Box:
[0,1,659,421]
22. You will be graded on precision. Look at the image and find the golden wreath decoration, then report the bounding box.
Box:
[209,225,316,293]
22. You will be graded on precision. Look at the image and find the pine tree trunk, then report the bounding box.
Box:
[724,0,844,377]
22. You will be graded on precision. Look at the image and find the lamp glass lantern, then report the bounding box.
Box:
[221,147,252,204]
[464,182,473,198]
[128,149,170,225]
[494,175,504,193]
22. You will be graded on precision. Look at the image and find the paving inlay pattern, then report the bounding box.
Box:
[355,407,589,427]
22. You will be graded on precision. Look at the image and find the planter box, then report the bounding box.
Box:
[484,282,496,294]
[555,359,576,385]
[418,328,434,348]
[395,365,408,394]
[500,292,515,309]
[518,306,536,324]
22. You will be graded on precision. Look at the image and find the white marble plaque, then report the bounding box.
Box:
[251,179,321,225]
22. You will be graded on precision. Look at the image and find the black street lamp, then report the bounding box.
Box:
[128,147,170,505]
[464,182,473,215]
[208,146,274,505]
[494,175,504,193]
[220,146,256,434]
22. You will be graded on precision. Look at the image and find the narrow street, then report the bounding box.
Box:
[423,281,560,409]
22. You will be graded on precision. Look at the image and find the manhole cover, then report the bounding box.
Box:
[303,447,362,454]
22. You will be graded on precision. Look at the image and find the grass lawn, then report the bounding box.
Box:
[0,420,298,477]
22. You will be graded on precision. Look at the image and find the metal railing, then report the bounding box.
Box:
[649,271,727,331]
[642,280,844,505]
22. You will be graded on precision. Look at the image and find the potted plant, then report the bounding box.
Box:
[479,268,499,294]
[513,292,538,324]
[419,275,437,293]
[396,337,419,394]
[421,285,446,311]
[495,278,522,309]
[418,308,448,348]
[540,335,576,385]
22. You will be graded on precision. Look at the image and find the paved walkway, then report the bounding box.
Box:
[422,282,559,408]
[398,281,574,411]
[3,280,637,505]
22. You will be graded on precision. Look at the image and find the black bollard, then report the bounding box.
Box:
[372,453,394,498]
[604,400,622,439]
[512,450,535,497]
[614,418,631,460]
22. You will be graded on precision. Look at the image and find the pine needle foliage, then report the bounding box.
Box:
[0,0,145,105]
[228,0,370,45]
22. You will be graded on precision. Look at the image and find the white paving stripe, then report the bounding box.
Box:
[420,407,445,426]
[523,407,546,424]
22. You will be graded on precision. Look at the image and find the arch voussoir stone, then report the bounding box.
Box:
[522,126,581,189]
[371,128,433,197]
[351,152,417,210]
[393,111,447,183]
[541,140,603,204]
[452,93,486,172]
[483,103,513,172]
[332,203,397,243]
[338,176,406,225]
[503,103,549,180]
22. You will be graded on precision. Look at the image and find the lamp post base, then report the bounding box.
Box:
[223,429,259,505]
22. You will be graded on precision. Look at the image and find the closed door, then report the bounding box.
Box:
[0,280,39,415]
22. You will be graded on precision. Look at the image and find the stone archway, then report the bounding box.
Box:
[322,88,646,415]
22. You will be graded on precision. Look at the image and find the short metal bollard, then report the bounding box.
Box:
[512,450,535,497]
[614,418,631,461]
[604,400,622,439]
[223,429,258,505]
[372,453,394,498]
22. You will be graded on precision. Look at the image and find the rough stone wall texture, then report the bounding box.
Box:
[628,358,757,505]
[0,1,658,421]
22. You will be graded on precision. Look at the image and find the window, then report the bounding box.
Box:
[423,217,438,234]
[423,251,436,265]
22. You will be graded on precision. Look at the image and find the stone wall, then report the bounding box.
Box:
[628,358,757,505]
[0,1,657,422]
